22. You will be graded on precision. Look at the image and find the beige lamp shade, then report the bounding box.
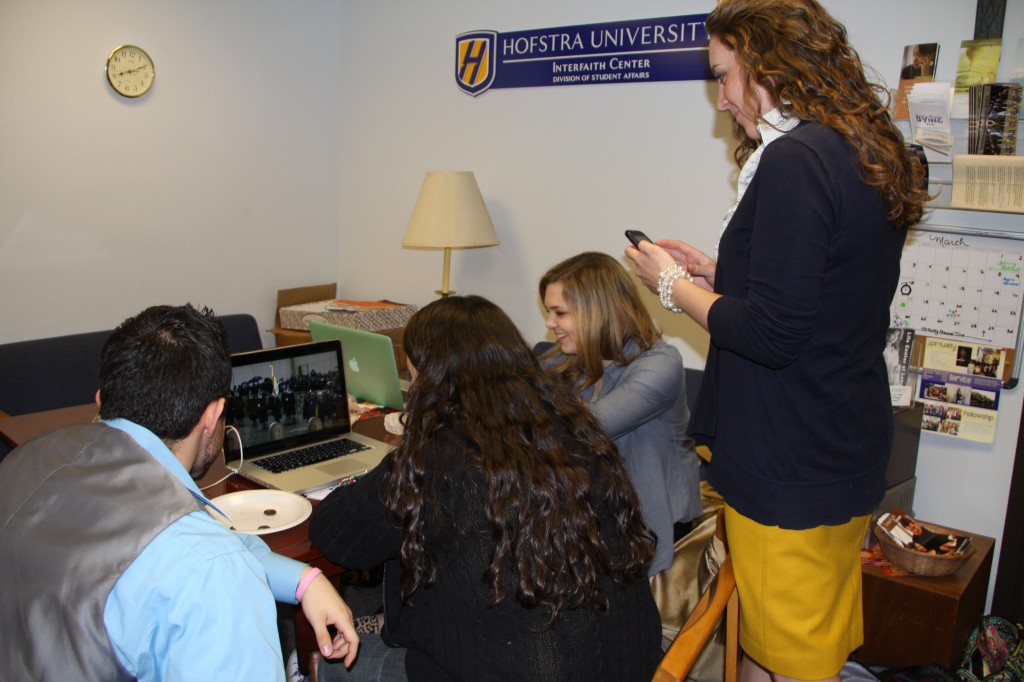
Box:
[402,171,499,296]
[402,171,498,248]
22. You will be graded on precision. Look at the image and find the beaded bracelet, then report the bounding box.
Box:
[658,264,692,313]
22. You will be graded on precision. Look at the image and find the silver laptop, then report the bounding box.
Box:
[223,340,391,494]
[308,320,406,411]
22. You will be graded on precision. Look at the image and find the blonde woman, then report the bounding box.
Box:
[540,251,702,577]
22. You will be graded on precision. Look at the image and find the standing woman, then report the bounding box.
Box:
[309,295,662,682]
[626,1,928,681]
[539,251,703,577]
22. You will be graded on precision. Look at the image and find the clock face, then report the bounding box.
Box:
[106,45,154,98]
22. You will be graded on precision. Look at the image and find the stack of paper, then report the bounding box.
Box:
[907,82,954,155]
[968,83,1022,155]
[325,299,403,312]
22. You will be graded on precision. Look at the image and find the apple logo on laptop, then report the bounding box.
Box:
[348,357,360,373]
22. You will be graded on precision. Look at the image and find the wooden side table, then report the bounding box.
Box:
[857,528,994,668]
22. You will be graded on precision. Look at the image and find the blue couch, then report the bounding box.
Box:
[0,314,263,460]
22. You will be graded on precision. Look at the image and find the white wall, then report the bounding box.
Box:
[2,0,1022,608]
[0,0,344,344]
[336,0,1024,609]
[336,0,1015,363]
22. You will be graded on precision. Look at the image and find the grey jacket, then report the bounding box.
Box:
[552,339,702,575]
[0,423,200,681]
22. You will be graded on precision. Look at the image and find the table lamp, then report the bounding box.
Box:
[402,171,499,297]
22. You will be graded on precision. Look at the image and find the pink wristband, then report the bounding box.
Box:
[295,567,323,602]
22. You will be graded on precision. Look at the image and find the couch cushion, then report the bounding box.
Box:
[0,314,262,417]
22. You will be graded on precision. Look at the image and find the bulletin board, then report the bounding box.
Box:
[891,222,1024,388]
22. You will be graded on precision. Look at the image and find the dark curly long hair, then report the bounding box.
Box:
[706,0,929,229]
[382,295,654,627]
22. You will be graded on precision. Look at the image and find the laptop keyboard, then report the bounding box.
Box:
[254,439,370,474]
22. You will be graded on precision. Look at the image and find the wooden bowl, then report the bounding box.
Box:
[873,522,975,577]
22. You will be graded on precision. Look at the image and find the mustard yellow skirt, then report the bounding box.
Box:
[724,504,870,680]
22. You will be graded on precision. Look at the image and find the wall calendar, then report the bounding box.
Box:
[891,230,1024,349]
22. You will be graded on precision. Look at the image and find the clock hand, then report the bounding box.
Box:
[113,65,148,77]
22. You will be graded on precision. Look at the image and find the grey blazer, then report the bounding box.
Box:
[552,339,702,575]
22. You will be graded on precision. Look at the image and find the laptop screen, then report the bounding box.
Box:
[223,341,352,464]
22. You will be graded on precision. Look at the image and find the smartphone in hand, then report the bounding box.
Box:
[625,230,653,248]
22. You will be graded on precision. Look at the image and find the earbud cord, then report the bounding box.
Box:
[200,425,243,491]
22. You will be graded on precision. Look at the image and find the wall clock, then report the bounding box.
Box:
[106,45,154,98]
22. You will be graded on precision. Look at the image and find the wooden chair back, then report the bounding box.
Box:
[653,509,738,682]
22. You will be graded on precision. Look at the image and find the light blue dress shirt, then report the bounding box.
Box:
[102,419,305,682]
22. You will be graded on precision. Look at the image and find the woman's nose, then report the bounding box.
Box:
[715,85,728,112]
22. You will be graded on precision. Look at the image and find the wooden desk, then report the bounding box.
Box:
[0,403,100,449]
[858,529,995,668]
[0,405,399,675]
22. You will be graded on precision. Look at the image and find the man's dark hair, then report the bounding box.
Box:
[98,304,231,442]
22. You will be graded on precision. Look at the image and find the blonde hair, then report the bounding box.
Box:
[539,252,660,389]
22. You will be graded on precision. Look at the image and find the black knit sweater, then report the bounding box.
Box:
[308,438,661,681]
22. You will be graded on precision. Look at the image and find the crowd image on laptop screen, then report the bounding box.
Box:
[224,351,347,451]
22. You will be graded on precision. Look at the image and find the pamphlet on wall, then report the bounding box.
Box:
[968,82,1022,155]
[884,328,915,406]
[907,82,954,155]
[952,38,1002,119]
[916,337,1002,443]
[894,43,939,120]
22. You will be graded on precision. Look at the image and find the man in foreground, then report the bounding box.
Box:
[0,304,359,681]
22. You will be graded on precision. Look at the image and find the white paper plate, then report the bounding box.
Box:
[207,490,312,535]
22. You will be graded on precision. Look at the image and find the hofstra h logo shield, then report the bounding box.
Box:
[456,31,496,96]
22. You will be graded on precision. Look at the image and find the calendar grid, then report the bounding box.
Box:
[892,236,1023,349]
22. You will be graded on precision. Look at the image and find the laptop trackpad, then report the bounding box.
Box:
[317,458,371,477]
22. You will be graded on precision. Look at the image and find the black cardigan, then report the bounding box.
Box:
[308,440,661,682]
[694,121,907,529]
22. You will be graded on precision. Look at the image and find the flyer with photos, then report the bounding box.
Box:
[917,337,1002,443]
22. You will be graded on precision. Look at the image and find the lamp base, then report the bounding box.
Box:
[436,289,455,297]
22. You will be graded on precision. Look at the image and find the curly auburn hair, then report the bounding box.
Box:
[383,295,654,627]
[539,251,660,390]
[706,0,929,230]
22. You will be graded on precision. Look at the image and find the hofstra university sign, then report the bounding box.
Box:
[456,14,711,96]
